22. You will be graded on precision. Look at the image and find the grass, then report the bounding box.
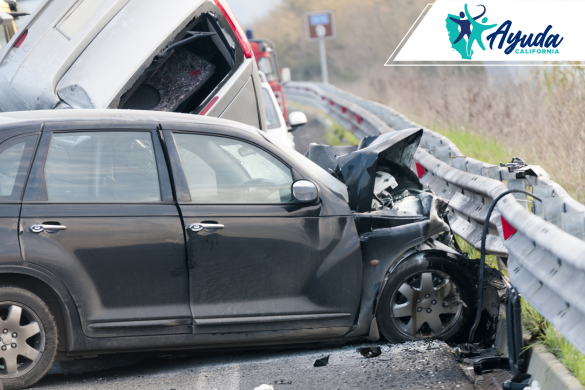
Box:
[522,299,585,385]
[429,125,517,166]
[323,121,360,146]
[454,235,501,272]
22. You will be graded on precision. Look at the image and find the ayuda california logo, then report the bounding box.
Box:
[446,3,564,60]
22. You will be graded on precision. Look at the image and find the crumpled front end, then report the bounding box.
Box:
[305,128,503,345]
[305,128,451,242]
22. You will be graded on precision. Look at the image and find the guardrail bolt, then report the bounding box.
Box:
[425,294,430,298]
[431,300,437,305]
[1,346,6,351]
[417,307,422,312]
[426,309,432,313]
[416,298,421,303]
[11,343,16,349]
[11,333,17,338]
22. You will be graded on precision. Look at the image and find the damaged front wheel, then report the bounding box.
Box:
[377,255,476,343]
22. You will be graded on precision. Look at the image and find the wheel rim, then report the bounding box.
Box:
[0,302,44,378]
[389,270,463,339]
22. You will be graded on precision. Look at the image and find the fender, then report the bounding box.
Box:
[345,221,428,338]
[0,264,85,352]
[345,227,477,339]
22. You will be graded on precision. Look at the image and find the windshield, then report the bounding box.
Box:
[262,87,282,130]
[260,134,349,203]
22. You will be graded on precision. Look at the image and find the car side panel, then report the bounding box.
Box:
[217,77,260,129]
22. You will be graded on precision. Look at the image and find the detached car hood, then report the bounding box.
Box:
[306,128,424,212]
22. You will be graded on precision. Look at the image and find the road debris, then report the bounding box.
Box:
[254,385,274,390]
[357,346,382,358]
[313,355,330,367]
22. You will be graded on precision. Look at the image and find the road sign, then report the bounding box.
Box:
[305,11,335,41]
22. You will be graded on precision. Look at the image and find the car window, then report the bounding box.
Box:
[174,133,293,204]
[257,57,277,82]
[45,132,161,202]
[0,135,38,200]
[262,88,282,130]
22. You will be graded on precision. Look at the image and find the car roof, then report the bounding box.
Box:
[0,109,264,136]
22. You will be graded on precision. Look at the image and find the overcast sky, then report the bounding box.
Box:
[229,0,281,29]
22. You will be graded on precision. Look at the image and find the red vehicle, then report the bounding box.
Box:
[248,35,288,121]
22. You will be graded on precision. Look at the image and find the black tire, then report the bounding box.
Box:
[0,286,58,390]
[377,255,477,343]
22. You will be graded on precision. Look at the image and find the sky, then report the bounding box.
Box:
[228,0,282,29]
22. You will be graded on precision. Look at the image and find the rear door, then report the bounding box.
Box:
[0,130,39,267]
[19,128,191,338]
[163,128,362,337]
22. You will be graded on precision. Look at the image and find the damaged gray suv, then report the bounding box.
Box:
[0,0,266,129]
[0,110,501,389]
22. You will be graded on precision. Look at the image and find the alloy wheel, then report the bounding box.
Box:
[0,303,44,378]
[390,271,463,339]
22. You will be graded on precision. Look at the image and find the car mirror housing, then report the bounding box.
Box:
[291,180,319,203]
[288,111,307,132]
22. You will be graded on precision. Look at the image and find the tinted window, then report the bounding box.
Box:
[262,88,282,130]
[0,135,38,201]
[174,133,293,203]
[45,132,161,202]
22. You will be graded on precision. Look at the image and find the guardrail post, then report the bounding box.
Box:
[451,156,467,171]
[542,198,564,228]
[467,162,483,175]
[427,137,440,157]
[508,179,527,203]
[481,165,501,181]
[561,212,585,240]
[532,185,554,217]
[436,145,451,165]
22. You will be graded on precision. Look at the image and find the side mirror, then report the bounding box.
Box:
[281,67,291,83]
[292,180,319,203]
[288,111,307,132]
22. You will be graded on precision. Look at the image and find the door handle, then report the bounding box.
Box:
[187,223,224,233]
[29,224,67,233]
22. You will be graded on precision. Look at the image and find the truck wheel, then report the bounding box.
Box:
[0,286,58,390]
[377,255,476,343]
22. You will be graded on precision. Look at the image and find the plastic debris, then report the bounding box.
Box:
[313,355,330,367]
[357,346,382,358]
[524,380,540,390]
[253,385,274,390]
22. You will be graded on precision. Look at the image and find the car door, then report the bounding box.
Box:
[0,131,39,266]
[19,128,192,338]
[162,128,362,337]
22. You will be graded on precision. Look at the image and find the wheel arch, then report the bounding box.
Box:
[0,265,82,353]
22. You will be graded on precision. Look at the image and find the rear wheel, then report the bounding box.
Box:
[0,286,57,390]
[377,255,476,343]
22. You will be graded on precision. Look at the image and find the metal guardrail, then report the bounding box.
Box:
[285,81,585,355]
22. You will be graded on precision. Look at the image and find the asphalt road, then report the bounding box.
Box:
[34,341,473,390]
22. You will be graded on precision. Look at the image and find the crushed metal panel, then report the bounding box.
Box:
[56,0,207,109]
